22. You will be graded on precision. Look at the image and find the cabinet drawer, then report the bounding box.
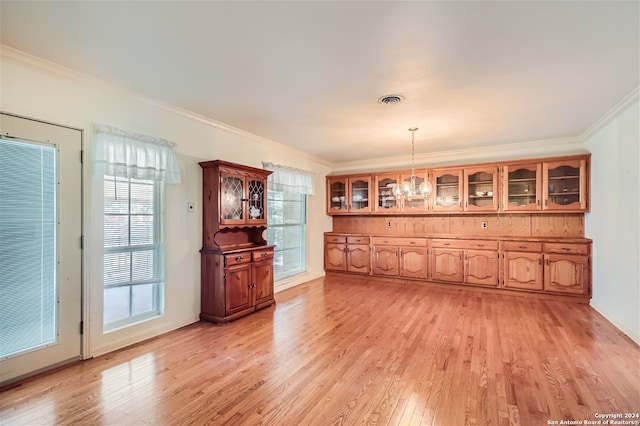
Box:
[347,236,370,244]
[325,235,347,243]
[252,249,274,261]
[372,237,427,246]
[225,252,251,266]
[502,241,543,252]
[432,239,497,250]
[544,243,588,255]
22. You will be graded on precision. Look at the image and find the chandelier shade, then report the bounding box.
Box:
[397,128,432,200]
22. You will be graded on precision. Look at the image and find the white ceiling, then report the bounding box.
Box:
[1,1,638,166]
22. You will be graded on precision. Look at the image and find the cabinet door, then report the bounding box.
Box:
[400,171,431,213]
[399,247,428,279]
[431,248,463,282]
[544,254,589,295]
[253,259,274,305]
[325,243,347,271]
[327,177,348,214]
[464,166,498,212]
[543,159,588,211]
[373,246,399,276]
[432,169,463,212]
[220,172,246,225]
[347,244,371,274]
[464,250,498,286]
[503,251,543,290]
[349,176,372,213]
[375,174,401,212]
[246,175,267,225]
[502,163,541,211]
[225,263,253,315]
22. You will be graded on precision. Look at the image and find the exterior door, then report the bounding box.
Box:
[0,113,82,385]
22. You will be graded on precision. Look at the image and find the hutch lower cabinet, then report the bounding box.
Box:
[325,233,592,301]
[200,246,275,323]
[199,160,275,323]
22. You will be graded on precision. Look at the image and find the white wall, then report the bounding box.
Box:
[584,94,640,344]
[1,49,333,356]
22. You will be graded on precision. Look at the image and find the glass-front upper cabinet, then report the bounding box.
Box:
[375,173,401,212]
[432,168,463,212]
[464,166,498,212]
[327,176,371,214]
[502,163,542,211]
[219,171,268,226]
[349,176,372,213]
[543,158,588,211]
[400,170,431,213]
[246,176,266,224]
[327,176,347,214]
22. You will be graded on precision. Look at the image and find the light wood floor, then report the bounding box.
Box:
[1,275,639,425]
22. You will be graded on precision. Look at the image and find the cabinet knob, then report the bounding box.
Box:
[235,256,243,262]
[518,245,527,249]
[261,252,268,257]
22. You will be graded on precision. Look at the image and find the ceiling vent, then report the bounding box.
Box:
[378,94,404,105]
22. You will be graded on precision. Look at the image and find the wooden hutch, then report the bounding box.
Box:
[199,160,275,323]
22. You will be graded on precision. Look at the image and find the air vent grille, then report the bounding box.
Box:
[378,94,404,105]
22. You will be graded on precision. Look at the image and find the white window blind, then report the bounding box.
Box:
[0,138,57,357]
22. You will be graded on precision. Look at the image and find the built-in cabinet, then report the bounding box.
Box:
[325,233,591,300]
[199,160,275,323]
[327,175,371,214]
[371,237,429,278]
[324,235,371,274]
[328,154,590,215]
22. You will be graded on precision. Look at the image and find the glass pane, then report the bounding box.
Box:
[329,180,346,211]
[130,215,154,245]
[248,179,265,220]
[104,286,130,324]
[104,252,131,286]
[467,171,495,208]
[548,165,581,206]
[132,249,156,281]
[132,284,156,316]
[507,167,537,208]
[223,176,243,220]
[377,178,399,209]
[350,179,369,209]
[435,173,459,208]
[0,138,57,357]
[104,214,128,247]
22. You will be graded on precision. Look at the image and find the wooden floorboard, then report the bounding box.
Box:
[1,274,639,425]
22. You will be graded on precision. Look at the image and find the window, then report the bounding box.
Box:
[103,176,163,330]
[267,191,307,281]
[95,124,180,332]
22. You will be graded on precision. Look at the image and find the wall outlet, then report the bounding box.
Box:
[188,202,195,213]
[386,220,393,228]
[481,221,488,229]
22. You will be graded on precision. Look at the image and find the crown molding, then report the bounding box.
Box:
[330,137,586,174]
[0,45,333,167]
[581,86,640,141]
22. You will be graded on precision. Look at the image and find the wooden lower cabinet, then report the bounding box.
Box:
[373,246,399,276]
[544,254,589,295]
[502,241,591,296]
[324,233,591,299]
[372,237,428,278]
[465,250,499,286]
[346,236,371,274]
[325,243,347,271]
[431,248,463,282]
[503,251,544,290]
[399,247,428,279]
[201,246,275,323]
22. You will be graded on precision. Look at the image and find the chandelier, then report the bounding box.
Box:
[394,127,432,200]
